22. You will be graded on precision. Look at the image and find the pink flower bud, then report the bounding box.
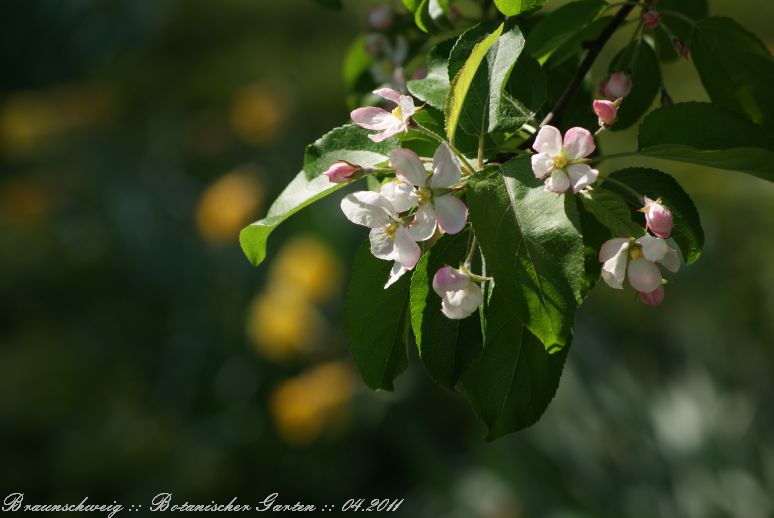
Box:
[432,265,470,295]
[639,285,665,307]
[593,99,618,126]
[411,67,428,81]
[643,10,661,30]
[601,72,632,100]
[672,38,690,59]
[324,161,361,183]
[367,6,394,31]
[641,197,673,238]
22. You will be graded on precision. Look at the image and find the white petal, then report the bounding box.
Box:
[658,245,681,273]
[601,244,629,290]
[398,95,417,120]
[393,226,421,269]
[627,258,662,293]
[544,170,570,193]
[389,148,427,187]
[566,163,598,193]
[368,124,403,142]
[384,262,408,289]
[373,88,403,104]
[409,203,437,241]
[369,227,396,261]
[379,180,416,213]
[636,235,668,262]
[459,282,483,313]
[341,191,393,228]
[441,298,471,319]
[430,142,461,188]
[563,127,596,159]
[533,125,563,156]
[531,153,555,179]
[350,107,394,130]
[434,195,468,235]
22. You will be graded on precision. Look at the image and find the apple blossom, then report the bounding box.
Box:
[643,10,661,30]
[531,126,599,193]
[323,161,361,183]
[599,72,632,100]
[340,190,421,288]
[367,6,394,31]
[387,143,468,240]
[593,99,619,127]
[432,265,483,320]
[640,197,673,238]
[351,88,418,142]
[599,235,680,294]
[639,285,665,307]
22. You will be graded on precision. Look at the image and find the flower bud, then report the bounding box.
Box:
[324,161,361,183]
[643,10,661,30]
[367,6,394,31]
[639,285,665,307]
[641,197,673,238]
[432,265,469,294]
[672,38,690,59]
[600,72,632,100]
[593,99,618,126]
[433,266,483,320]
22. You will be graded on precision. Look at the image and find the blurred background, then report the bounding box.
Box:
[1,0,773,516]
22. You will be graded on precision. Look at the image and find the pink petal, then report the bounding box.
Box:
[430,142,461,188]
[351,107,394,130]
[639,286,664,307]
[368,125,403,142]
[599,238,630,263]
[434,195,467,235]
[398,95,417,120]
[432,266,470,295]
[533,125,563,156]
[373,88,403,104]
[563,127,596,159]
[531,153,555,179]
[593,99,618,126]
[389,148,427,187]
[627,258,662,293]
[408,203,437,241]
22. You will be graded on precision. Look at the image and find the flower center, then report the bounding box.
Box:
[385,222,399,240]
[391,105,403,120]
[553,151,568,170]
[628,245,643,260]
[416,187,432,204]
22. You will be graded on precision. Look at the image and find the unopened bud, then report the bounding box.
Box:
[600,72,633,100]
[641,197,673,238]
[593,99,619,126]
[672,38,690,59]
[643,10,661,30]
[639,285,665,307]
[367,6,394,31]
[324,161,361,183]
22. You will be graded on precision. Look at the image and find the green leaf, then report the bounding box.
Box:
[652,0,706,61]
[414,0,432,32]
[637,102,774,181]
[544,15,612,69]
[692,17,774,130]
[310,0,341,9]
[342,35,375,91]
[606,168,705,265]
[407,39,454,111]
[467,158,585,351]
[461,288,569,440]
[577,201,609,298]
[493,0,545,17]
[523,0,605,64]
[410,232,483,389]
[402,0,422,12]
[445,23,505,144]
[608,40,661,130]
[578,187,644,238]
[495,54,547,132]
[345,241,411,391]
[240,125,397,266]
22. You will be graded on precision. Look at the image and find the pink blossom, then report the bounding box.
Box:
[351,88,418,142]
[593,99,618,126]
[600,72,632,100]
[599,236,680,294]
[639,286,665,307]
[641,197,673,238]
[643,10,661,30]
[323,161,361,183]
[432,266,483,320]
[531,126,599,194]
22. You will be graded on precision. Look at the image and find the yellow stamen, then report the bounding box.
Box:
[553,151,568,170]
[391,106,403,120]
[385,222,399,240]
[416,187,432,205]
[629,246,643,260]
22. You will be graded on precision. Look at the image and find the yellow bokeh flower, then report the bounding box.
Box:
[196,167,264,245]
[269,236,342,303]
[229,84,288,146]
[269,362,354,444]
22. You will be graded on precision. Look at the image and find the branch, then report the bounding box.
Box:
[519,3,637,150]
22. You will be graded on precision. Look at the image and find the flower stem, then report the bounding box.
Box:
[601,176,643,203]
[412,122,477,173]
[464,234,478,268]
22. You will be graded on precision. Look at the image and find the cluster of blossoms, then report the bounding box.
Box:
[322,82,682,319]
[599,197,677,307]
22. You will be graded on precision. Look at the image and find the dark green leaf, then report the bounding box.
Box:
[692,17,774,130]
[345,241,411,391]
[607,168,705,265]
[544,15,612,69]
[652,0,706,61]
[410,233,483,389]
[467,158,585,351]
[461,288,569,440]
[342,35,375,92]
[578,187,644,237]
[240,125,396,266]
[493,0,545,17]
[577,201,609,298]
[523,0,605,64]
[407,39,454,111]
[637,102,774,181]
[310,0,341,10]
[495,54,547,132]
[608,40,661,130]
